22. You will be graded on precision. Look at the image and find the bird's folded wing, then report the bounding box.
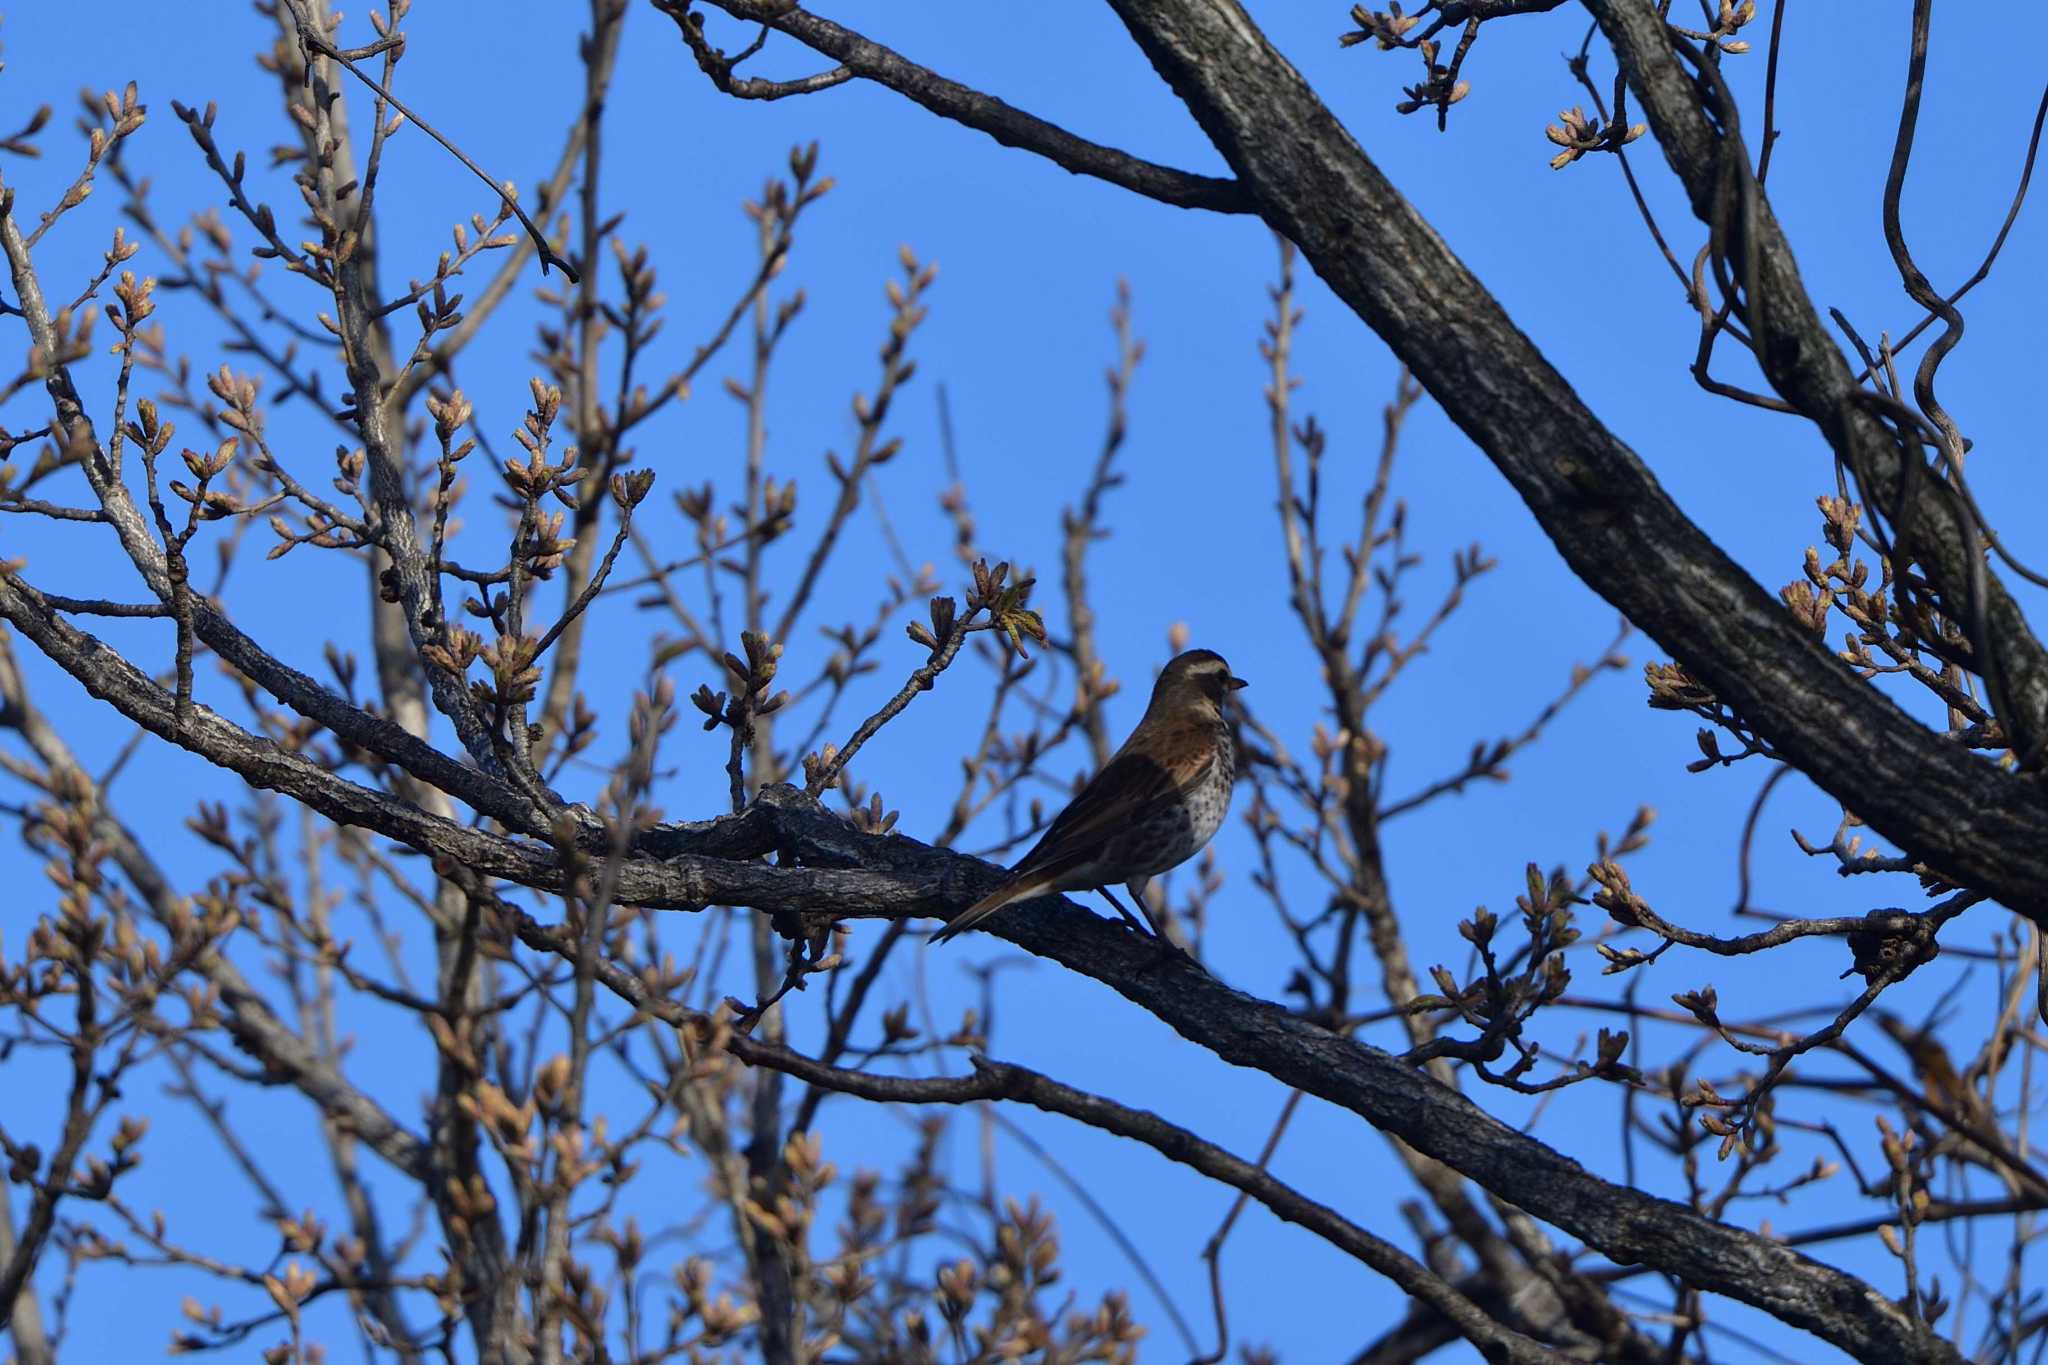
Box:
[1008,743,1215,885]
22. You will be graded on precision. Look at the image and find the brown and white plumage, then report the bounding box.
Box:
[931,649,1246,944]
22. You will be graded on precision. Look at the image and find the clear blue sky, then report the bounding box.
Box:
[3,3,2044,1361]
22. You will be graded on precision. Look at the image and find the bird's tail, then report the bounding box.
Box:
[929,875,1052,945]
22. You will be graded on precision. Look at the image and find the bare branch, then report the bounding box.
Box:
[661,0,1254,214]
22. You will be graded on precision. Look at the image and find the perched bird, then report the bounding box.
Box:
[931,648,1246,944]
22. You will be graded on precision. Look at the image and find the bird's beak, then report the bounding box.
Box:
[1227,676,1249,691]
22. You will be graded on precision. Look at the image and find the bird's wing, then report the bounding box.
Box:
[930,726,1217,944]
[1009,740,1216,885]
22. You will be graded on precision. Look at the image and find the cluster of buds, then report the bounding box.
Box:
[974,559,1045,656]
[672,1259,756,1345]
[1340,2,1420,51]
[476,632,542,709]
[905,592,959,656]
[209,366,268,441]
[107,266,156,336]
[1588,856,1649,930]
[171,438,241,521]
[689,629,789,732]
[498,381,589,579]
[425,386,476,453]
[903,561,1047,661]
[1702,0,1759,52]
[1545,106,1647,171]
[743,140,833,235]
[458,1078,540,1164]
[608,467,656,514]
[1394,38,1470,119]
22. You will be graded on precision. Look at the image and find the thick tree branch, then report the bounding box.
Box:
[1054,0,2048,930]
[500,909,1576,1363]
[670,0,2048,923]
[796,1059,1563,1365]
[703,788,1956,1364]
[0,572,966,914]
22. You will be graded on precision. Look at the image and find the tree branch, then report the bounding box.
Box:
[700,787,1959,1363]
[754,1053,1577,1365]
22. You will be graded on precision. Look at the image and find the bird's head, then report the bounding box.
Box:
[1150,648,1248,718]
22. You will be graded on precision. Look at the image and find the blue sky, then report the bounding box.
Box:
[2,3,2045,1361]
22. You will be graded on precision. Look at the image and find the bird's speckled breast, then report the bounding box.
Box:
[1183,722,1234,848]
[1119,722,1235,876]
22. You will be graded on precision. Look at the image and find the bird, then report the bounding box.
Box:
[930,648,1246,945]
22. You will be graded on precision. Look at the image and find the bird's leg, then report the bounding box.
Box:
[1095,885,1154,937]
[1122,879,1199,973]
[1097,882,1198,974]
[1126,877,1174,941]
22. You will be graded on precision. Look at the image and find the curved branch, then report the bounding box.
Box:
[662,0,1253,214]
[0,571,966,916]
[753,1053,1575,1365]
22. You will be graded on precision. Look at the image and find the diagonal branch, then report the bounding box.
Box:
[711,787,1958,1363]
[499,902,1572,1362]
[0,571,960,916]
[279,0,576,281]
